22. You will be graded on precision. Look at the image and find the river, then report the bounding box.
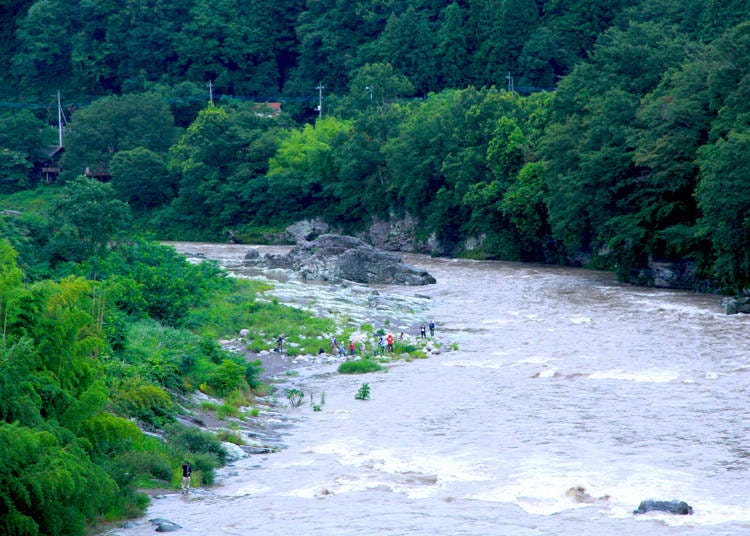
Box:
[108,243,750,535]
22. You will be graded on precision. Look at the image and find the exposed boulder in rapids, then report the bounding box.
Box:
[150,518,183,532]
[633,499,694,515]
[244,234,436,285]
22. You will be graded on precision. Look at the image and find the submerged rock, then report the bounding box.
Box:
[245,234,436,286]
[150,518,183,532]
[633,499,694,515]
[565,486,609,503]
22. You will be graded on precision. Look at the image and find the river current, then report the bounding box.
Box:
[109,243,750,536]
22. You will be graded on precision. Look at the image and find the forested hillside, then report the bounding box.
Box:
[2,0,750,290]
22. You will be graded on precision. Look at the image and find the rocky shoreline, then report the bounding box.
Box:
[106,239,445,534]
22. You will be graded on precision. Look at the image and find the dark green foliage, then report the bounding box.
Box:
[165,424,227,466]
[0,423,118,536]
[109,147,175,211]
[111,379,175,427]
[76,240,230,327]
[50,176,132,260]
[60,93,179,181]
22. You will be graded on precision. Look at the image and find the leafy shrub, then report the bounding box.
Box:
[338,358,383,374]
[215,430,244,445]
[244,359,263,389]
[112,379,175,427]
[208,359,247,397]
[217,403,241,419]
[164,424,227,465]
[355,383,371,400]
[186,452,220,486]
[286,388,304,408]
[78,413,141,455]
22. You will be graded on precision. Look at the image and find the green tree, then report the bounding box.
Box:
[109,147,174,210]
[51,176,132,259]
[266,116,353,221]
[437,3,471,89]
[695,23,750,290]
[60,93,179,180]
[175,0,292,95]
[376,7,438,95]
[0,108,48,192]
[541,21,696,268]
[348,62,415,108]
[169,103,286,231]
[11,0,76,96]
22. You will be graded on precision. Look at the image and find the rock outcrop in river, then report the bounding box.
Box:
[633,499,694,515]
[244,234,436,285]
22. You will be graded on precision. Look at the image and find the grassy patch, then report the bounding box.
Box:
[338,358,384,374]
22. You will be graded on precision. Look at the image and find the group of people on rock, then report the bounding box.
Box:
[282,320,437,358]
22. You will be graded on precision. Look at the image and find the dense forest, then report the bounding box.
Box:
[2,2,750,531]
[2,0,750,290]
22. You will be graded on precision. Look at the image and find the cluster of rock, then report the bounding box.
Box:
[723,294,750,314]
[244,234,436,286]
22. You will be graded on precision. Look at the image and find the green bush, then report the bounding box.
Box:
[338,358,384,374]
[164,424,227,465]
[187,452,220,486]
[112,379,175,427]
[355,383,371,400]
[207,359,246,397]
[286,388,305,408]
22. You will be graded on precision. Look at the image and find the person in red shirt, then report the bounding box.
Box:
[386,333,394,352]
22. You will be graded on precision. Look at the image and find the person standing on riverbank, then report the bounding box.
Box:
[429,321,435,336]
[420,324,427,338]
[386,333,394,352]
[181,461,192,493]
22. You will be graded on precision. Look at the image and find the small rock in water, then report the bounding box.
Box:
[633,499,693,515]
[149,518,183,532]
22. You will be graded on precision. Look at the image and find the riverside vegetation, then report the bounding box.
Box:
[0,178,437,535]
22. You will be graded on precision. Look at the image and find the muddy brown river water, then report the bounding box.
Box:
[107,243,750,535]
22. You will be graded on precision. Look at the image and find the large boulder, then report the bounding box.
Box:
[245,234,436,285]
[633,499,693,515]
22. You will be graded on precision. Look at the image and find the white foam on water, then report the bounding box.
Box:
[516,355,556,365]
[480,318,516,325]
[225,484,272,497]
[370,448,493,486]
[602,465,750,525]
[535,368,558,378]
[471,473,605,515]
[469,457,612,515]
[442,359,506,370]
[569,315,592,324]
[588,368,679,383]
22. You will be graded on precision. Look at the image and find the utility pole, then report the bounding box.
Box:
[208,80,214,105]
[366,85,373,102]
[315,83,324,118]
[56,90,67,147]
[506,72,514,93]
